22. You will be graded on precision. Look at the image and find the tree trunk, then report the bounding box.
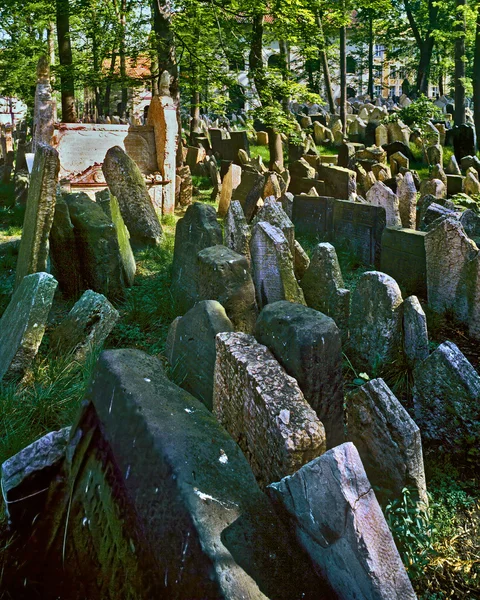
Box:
[56,0,77,122]
[454,0,466,126]
[340,24,347,134]
[190,89,200,144]
[119,0,128,117]
[249,11,266,103]
[473,5,480,144]
[267,127,283,170]
[316,12,335,113]
[416,38,434,95]
[104,48,117,116]
[368,14,374,98]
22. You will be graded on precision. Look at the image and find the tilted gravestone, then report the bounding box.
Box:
[397,171,417,229]
[300,242,350,339]
[167,300,233,410]
[65,193,126,301]
[403,295,429,366]
[102,146,163,248]
[214,332,326,487]
[413,341,480,453]
[252,197,295,254]
[255,301,344,449]
[293,239,310,280]
[349,271,404,370]
[197,246,257,333]
[268,443,416,600]
[170,202,223,314]
[15,143,59,289]
[0,272,57,382]
[231,170,265,222]
[366,181,401,228]
[217,162,242,218]
[224,200,251,265]
[20,348,334,599]
[50,290,119,361]
[381,227,427,298]
[250,222,305,309]
[347,378,428,509]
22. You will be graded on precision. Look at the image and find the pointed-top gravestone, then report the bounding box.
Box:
[15,144,59,289]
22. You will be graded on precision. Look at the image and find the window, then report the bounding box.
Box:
[374,44,385,59]
[389,66,397,80]
[374,66,383,79]
[346,56,357,74]
[375,85,382,97]
[398,68,406,80]
[389,86,396,98]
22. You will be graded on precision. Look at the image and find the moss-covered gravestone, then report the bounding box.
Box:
[0,272,57,382]
[15,143,59,289]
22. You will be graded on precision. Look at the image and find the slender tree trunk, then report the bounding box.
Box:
[316,12,335,113]
[119,0,128,117]
[91,15,102,119]
[104,48,117,116]
[340,24,347,134]
[190,89,200,144]
[473,6,480,144]
[454,0,466,126]
[368,14,374,98]
[416,38,434,95]
[56,0,77,122]
[249,11,266,102]
[47,21,57,122]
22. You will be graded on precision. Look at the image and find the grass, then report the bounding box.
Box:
[250,143,270,165]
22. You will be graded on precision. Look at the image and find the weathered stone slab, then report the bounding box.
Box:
[268,442,416,600]
[317,164,356,200]
[349,271,403,370]
[397,172,417,229]
[224,200,251,264]
[0,272,57,382]
[403,295,429,366]
[102,146,162,248]
[197,246,257,333]
[15,143,59,289]
[65,193,126,300]
[30,348,333,599]
[250,222,305,309]
[366,181,401,228]
[381,227,427,297]
[252,196,295,254]
[300,242,350,339]
[413,341,480,452]
[218,162,242,218]
[231,170,265,222]
[171,202,223,313]
[347,378,427,508]
[292,195,335,237]
[293,239,310,280]
[214,332,326,487]
[50,290,119,360]
[255,301,344,449]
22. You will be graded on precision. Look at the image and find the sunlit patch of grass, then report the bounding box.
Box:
[250,143,270,165]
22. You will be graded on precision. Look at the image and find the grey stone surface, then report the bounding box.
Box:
[102,146,163,248]
[224,200,251,265]
[15,143,59,289]
[366,181,401,228]
[168,300,234,409]
[293,239,310,280]
[403,296,429,366]
[252,197,295,254]
[50,290,119,360]
[171,202,223,313]
[347,378,427,508]
[397,172,417,230]
[231,170,265,222]
[197,246,257,333]
[300,242,350,338]
[349,271,404,370]
[255,301,344,449]
[218,163,242,218]
[214,332,326,487]
[0,272,57,382]
[268,442,416,600]
[460,209,480,239]
[413,341,480,452]
[250,222,305,309]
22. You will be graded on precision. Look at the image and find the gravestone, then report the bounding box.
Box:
[381,227,427,297]
[32,56,55,152]
[250,222,305,309]
[268,443,416,600]
[224,200,251,264]
[197,246,257,333]
[293,240,310,280]
[51,290,119,360]
[252,197,295,254]
[317,165,356,200]
[168,300,233,409]
[349,271,404,370]
[102,146,163,248]
[15,143,59,289]
[217,163,242,218]
[171,203,223,314]
[397,172,417,229]
[366,181,401,228]
[292,195,335,237]
[0,272,57,382]
[231,170,266,222]
[300,242,350,338]
[413,341,480,452]
[403,295,429,366]
[347,378,428,508]
[214,332,326,487]
[255,301,344,449]
[452,124,476,162]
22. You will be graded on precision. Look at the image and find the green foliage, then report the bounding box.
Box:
[384,96,444,138]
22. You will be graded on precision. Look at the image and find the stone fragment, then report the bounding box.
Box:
[255,301,344,449]
[293,240,310,280]
[65,193,126,300]
[263,173,282,199]
[102,146,162,248]
[419,178,446,200]
[431,163,447,188]
[1,427,71,525]
[0,272,57,382]
[214,332,326,486]
[250,222,305,309]
[460,209,480,239]
[318,165,356,200]
[289,158,316,179]
[366,181,401,227]
[197,246,257,333]
[177,164,193,207]
[420,202,457,231]
[15,143,59,289]
[349,271,403,370]
[397,171,417,229]
[224,200,251,264]
[50,290,119,360]
[168,300,233,409]
[256,131,269,145]
[347,379,428,508]
[231,170,265,222]
[446,154,462,175]
[463,171,480,196]
[389,151,409,176]
[425,144,443,166]
[218,163,242,218]
[268,442,416,600]
[171,203,223,313]
[403,296,429,366]
[413,341,480,452]
[300,242,350,338]
[375,124,388,146]
[252,196,295,254]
